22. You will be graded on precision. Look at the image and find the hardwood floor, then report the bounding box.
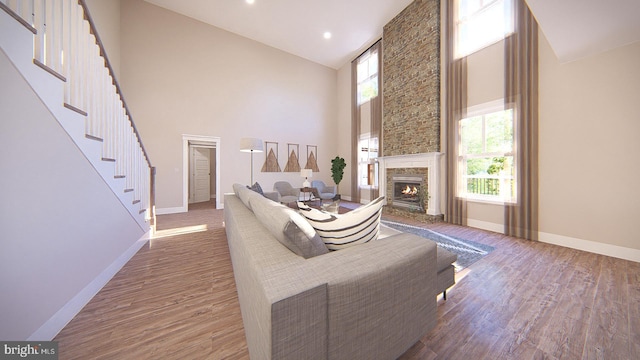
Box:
[54,201,640,359]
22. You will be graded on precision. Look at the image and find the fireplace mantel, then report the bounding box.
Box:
[379,152,444,216]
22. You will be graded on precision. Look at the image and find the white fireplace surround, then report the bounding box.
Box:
[378,152,444,216]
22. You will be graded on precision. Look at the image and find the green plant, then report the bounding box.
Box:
[330,156,346,193]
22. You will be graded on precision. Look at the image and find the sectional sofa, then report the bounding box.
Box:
[224,184,456,359]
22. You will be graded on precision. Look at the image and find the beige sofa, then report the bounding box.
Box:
[224,184,455,360]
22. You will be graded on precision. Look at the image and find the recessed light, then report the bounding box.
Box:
[323,31,332,39]
[246,0,254,4]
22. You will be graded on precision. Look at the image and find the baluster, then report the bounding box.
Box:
[32,0,44,62]
[93,40,102,139]
[116,105,126,176]
[126,133,134,191]
[77,2,85,109]
[106,78,115,159]
[23,0,34,26]
[43,0,53,68]
[52,0,63,74]
[89,40,100,138]
[86,48,94,137]
[62,0,71,103]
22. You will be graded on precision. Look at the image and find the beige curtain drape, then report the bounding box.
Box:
[445,0,468,225]
[351,40,382,203]
[504,0,539,240]
[351,58,360,203]
[369,41,382,201]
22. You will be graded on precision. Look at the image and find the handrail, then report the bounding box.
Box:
[77,0,151,168]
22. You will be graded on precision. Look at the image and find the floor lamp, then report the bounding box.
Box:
[240,137,263,184]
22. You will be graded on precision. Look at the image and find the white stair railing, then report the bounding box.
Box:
[1,0,155,230]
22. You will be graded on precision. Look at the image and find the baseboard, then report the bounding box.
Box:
[467,219,505,234]
[466,219,640,263]
[27,231,151,341]
[539,232,640,263]
[156,206,187,215]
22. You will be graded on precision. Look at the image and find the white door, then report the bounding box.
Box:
[192,147,211,203]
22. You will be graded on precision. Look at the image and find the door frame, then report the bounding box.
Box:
[182,134,221,211]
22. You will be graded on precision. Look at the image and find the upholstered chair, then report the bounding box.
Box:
[273,181,300,205]
[310,180,337,202]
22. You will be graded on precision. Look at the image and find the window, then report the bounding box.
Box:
[356,49,379,104]
[459,101,515,202]
[455,0,514,58]
[358,135,379,188]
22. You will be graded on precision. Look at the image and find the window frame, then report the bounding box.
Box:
[454,0,514,58]
[358,134,379,190]
[458,100,517,204]
[356,48,379,105]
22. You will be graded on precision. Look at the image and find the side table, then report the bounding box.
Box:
[299,187,321,207]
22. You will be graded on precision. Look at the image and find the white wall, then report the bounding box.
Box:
[84,0,121,79]
[464,32,640,257]
[119,0,338,211]
[0,51,144,340]
[538,36,640,253]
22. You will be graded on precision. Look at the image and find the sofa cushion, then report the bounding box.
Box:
[250,194,328,259]
[233,183,261,210]
[437,247,458,272]
[297,196,385,251]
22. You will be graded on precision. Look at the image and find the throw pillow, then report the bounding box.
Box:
[248,182,264,196]
[250,194,329,259]
[297,196,385,251]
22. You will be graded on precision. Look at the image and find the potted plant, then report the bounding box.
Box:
[331,156,346,200]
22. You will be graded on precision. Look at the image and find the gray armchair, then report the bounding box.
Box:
[311,180,337,202]
[273,181,300,205]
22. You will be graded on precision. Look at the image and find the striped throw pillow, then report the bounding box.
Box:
[297,197,385,251]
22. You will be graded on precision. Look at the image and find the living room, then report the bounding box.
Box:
[105,0,639,262]
[1,0,638,357]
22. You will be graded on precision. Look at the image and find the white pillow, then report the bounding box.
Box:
[297,197,385,251]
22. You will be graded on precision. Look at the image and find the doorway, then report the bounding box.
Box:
[182,135,221,210]
[189,146,213,204]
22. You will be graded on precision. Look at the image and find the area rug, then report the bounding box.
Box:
[381,220,495,271]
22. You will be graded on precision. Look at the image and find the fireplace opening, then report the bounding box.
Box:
[392,175,425,211]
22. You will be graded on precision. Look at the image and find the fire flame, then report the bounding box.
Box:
[402,185,418,196]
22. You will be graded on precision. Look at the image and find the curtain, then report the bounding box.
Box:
[504,0,539,240]
[445,0,468,225]
[369,41,382,201]
[351,59,361,203]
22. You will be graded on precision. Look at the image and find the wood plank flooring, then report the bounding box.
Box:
[54,201,639,359]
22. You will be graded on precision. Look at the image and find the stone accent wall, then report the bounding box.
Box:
[383,0,441,156]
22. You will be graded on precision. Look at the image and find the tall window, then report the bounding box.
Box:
[352,41,381,202]
[356,48,379,104]
[459,101,515,202]
[358,136,379,188]
[455,0,514,58]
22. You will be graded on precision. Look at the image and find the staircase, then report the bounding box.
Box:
[0,0,154,231]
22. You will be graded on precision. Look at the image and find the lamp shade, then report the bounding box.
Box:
[240,137,264,152]
[300,169,312,178]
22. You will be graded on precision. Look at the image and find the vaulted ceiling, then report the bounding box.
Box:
[144,0,640,69]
